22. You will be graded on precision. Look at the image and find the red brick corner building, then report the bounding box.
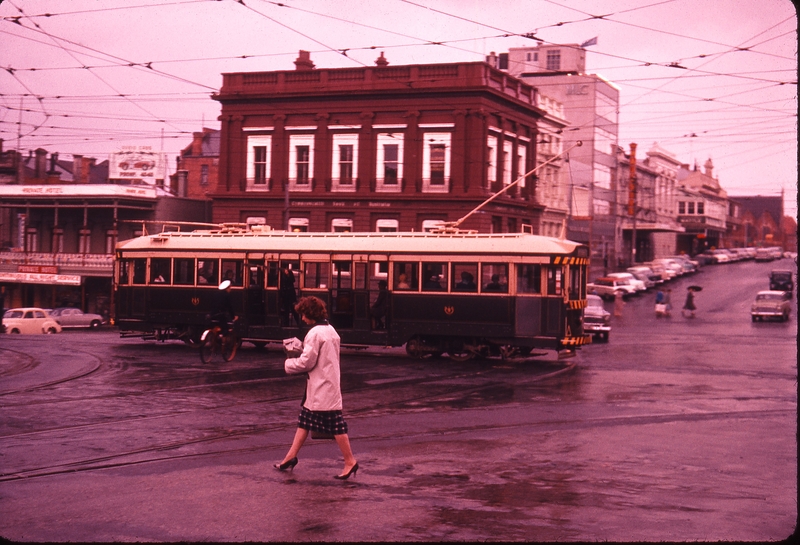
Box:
[211,51,548,234]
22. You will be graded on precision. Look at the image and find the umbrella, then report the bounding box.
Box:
[688,285,703,292]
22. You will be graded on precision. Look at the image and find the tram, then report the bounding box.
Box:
[113,224,592,360]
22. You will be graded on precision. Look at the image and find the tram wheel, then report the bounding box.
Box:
[405,337,427,359]
[447,350,474,362]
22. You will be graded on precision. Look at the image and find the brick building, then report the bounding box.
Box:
[210,51,548,233]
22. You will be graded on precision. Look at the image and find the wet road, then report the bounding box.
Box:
[0,258,796,541]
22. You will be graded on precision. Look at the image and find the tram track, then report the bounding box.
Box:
[0,358,575,482]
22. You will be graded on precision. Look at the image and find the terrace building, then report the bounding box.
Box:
[211,51,549,234]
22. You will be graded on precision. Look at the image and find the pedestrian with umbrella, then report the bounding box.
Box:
[682,285,702,318]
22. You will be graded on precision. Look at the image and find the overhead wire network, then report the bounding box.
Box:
[0,0,795,213]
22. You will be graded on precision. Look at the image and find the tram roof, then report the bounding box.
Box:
[116,230,585,256]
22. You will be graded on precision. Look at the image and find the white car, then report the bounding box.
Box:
[2,307,63,334]
[606,272,647,292]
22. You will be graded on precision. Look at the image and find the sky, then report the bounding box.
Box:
[0,0,796,218]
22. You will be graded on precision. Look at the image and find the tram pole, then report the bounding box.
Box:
[443,141,583,232]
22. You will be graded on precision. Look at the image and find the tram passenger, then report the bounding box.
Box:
[455,271,477,291]
[370,280,389,329]
[274,296,359,480]
[424,274,443,291]
[280,266,300,327]
[483,274,505,292]
[396,273,411,290]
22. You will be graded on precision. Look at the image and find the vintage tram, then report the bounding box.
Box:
[113,225,591,360]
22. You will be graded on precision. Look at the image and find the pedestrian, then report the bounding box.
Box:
[274,296,359,480]
[664,288,672,317]
[370,280,389,329]
[614,290,624,317]
[682,288,696,318]
[655,289,665,317]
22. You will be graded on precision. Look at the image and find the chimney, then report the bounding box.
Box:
[486,51,498,68]
[72,155,83,184]
[294,50,315,71]
[49,152,59,174]
[375,52,389,67]
[35,149,47,178]
[704,158,713,177]
[192,132,204,156]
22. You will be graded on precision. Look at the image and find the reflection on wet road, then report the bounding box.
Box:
[0,259,795,541]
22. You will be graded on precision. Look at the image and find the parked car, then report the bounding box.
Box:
[2,307,63,334]
[49,307,105,329]
[587,277,638,300]
[751,290,792,322]
[769,270,794,293]
[754,247,772,262]
[583,294,611,342]
[606,272,647,292]
[651,258,684,277]
[645,262,673,282]
[627,265,662,286]
[669,255,697,274]
[625,268,657,289]
[710,249,731,263]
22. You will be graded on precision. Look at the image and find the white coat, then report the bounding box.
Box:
[284,323,343,411]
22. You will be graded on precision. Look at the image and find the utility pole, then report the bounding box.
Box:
[629,143,637,266]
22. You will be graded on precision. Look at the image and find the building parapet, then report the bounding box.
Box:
[217,62,538,109]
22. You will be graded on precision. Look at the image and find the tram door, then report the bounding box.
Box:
[330,259,354,329]
[244,259,266,326]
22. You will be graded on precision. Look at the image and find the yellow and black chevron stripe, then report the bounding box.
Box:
[568,299,587,309]
[551,256,590,265]
[561,334,592,347]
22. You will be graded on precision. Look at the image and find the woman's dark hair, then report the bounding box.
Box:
[295,296,328,321]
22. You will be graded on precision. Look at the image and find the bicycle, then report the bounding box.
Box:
[199,319,238,363]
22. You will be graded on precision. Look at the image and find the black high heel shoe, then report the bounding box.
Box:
[274,457,298,472]
[334,462,359,480]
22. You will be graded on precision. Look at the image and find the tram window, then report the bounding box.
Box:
[150,258,171,284]
[568,267,582,299]
[370,261,387,290]
[422,262,447,291]
[545,266,562,295]
[197,259,218,286]
[332,261,352,289]
[132,259,147,285]
[118,259,130,285]
[221,260,244,287]
[452,263,478,292]
[174,258,195,285]
[266,262,279,288]
[304,262,329,289]
[481,263,508,293]
[248,262,264,288]
[517,264,541,294]
[354,262,367,290]
[393,262,418,290]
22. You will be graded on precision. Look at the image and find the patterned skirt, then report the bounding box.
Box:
[298,405,348,435]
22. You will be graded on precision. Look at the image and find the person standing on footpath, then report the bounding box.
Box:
[613,290,625,318]
[274,296,359,480]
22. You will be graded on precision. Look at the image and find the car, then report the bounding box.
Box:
[769,270,794,293]
[751,290,792,322]
[627,265,662,285]
[583,294,611,342]
[710,249,731,263]
[650,258,684,277]
[754,247,774,262]
[645,262,673,281]
[670,255,699,272]
[49,307,105,329]
[606,272,647,292]
[587,277,638,300]
[625,269,657,290]
[2,307,63,334]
